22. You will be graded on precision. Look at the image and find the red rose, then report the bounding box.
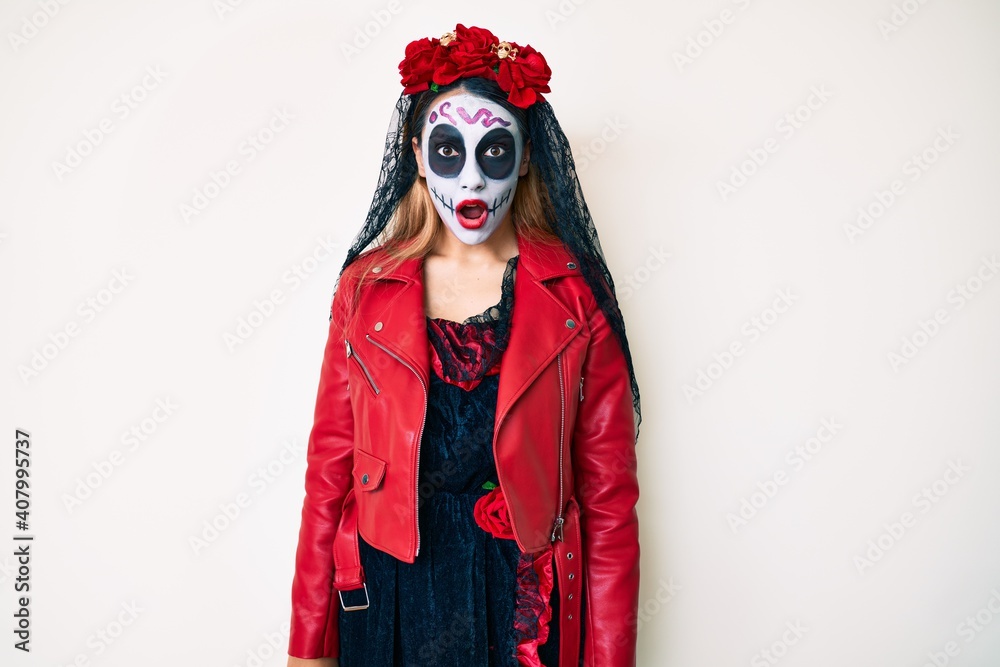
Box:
[455,24,499,51]
[433,24,499,86]
[496,43,552,108]
[399,36,441,94]
[473,485,515,539]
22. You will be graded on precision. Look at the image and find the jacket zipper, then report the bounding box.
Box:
[551,352,566,542]
[345,340,380,395]
[579,376,584,401]
[364,334,427,557]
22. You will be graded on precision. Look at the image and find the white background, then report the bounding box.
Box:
[2,1,999,666]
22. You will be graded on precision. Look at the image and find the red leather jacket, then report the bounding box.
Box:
[288,231,640,666]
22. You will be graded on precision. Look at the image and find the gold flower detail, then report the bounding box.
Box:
[439,31,456,46]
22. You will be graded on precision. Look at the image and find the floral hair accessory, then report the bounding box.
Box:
[398,23,552,109]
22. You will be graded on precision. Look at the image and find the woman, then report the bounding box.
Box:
[287,24,642,667]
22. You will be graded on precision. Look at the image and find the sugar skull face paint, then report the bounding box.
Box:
[415,92,526,245]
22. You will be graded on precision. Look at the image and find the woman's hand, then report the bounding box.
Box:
[287,658,338,667]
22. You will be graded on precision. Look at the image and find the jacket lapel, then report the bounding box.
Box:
[495,236,584,427]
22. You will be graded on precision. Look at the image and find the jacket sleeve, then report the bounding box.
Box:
[572,296,641,666]
[287,278,357,659]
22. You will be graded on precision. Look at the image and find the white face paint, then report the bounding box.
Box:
[417,92,524,245]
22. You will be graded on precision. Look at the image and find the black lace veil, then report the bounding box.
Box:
[335,85,642,444]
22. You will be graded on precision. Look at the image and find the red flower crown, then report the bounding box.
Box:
[398,24,552,109]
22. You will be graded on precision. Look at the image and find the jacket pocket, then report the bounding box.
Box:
[345,339,380,397]
[353,448,387,492]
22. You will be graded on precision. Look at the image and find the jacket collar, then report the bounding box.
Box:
[359,228,585,426]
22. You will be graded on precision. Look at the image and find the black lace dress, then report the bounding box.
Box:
[337,255,572,667]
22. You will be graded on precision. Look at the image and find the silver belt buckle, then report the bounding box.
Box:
[339,582,370,611]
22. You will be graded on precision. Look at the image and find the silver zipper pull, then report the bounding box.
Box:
[579,377,584,401]
[551,516,565,542]
[345,339,352,357]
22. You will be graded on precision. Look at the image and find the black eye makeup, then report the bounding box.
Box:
[425,121,518,181]
[427,124,466,177]
[476,128,516,180]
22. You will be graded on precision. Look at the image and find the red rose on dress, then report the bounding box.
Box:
[496,43,552,108]
[399,36,441,94]
[474,485,515,539]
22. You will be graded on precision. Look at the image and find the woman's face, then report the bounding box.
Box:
[412,90,529,245]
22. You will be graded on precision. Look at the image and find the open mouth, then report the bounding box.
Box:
[456,199,488,229]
